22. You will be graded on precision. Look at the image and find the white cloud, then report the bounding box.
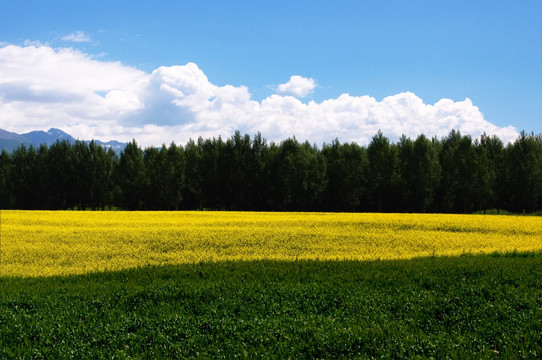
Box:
[277,75,317,98]
[62,31,91,43]
[0,44,520,147]
[23,39,46,47]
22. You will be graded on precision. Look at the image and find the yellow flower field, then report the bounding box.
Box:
[1,210,541,277]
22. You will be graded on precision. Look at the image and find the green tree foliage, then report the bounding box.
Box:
[322,139,368,212]
[503,132,542,212]
[397,134,440,213]
[182,139,203,209]
[200,136,224,210]
[437,131,483,213]
[116,140,146,210]
[274,138,326,211]
[1,130,541,213]
[478,134,504,212]
[10,145,42,209]
[45,141,81,209]
[162,143,185,210]
[367,131,399,212]
[0,150,14,208]
[70,140,117,210]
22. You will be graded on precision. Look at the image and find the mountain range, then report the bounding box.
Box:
[0,128,127,153]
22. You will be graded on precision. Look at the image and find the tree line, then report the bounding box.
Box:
[1,130,541,213]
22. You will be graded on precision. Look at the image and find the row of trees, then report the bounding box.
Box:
[1,130,541,213]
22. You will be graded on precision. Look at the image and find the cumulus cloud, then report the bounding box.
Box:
[62,31,91,43]
[277,75,317,98]
[0,44,145,137]
[0,44,519,147]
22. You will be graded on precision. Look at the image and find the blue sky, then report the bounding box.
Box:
[0,0,540,146]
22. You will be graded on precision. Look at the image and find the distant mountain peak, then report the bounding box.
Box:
[21,128,76,146]
[0,128,127,153]
[47,128,66,135]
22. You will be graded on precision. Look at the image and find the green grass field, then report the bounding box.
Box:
[1,253,541,359]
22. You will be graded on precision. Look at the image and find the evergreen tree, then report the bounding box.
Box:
[162,143,185,210]
[250,132,268,210]
[473,134,502,212]
[0,150,14,209]
[11,145,42,209]
[322,139,368,212]
[397,134,440,212]
[199,137,222,209]
[182,139,203,209]
[504,132,542,212]
[117,140,147,210]
[1,130,540,213]
[367,131,399,212]
[89,144,117,210]
[143,146,166,210]
[437,131,482,213]
[42,141,76,209]
[274,138,326,211]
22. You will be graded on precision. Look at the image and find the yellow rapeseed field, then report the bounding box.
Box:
[1,210,541,277]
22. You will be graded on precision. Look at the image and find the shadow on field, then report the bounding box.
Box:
[2,253,542,359]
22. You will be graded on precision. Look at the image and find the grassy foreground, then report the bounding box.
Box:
[2,254,542,359]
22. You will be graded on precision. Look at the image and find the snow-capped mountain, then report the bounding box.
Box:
[0,128,127,153]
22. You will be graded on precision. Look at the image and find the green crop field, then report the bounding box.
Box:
[2,254,542,359]
[2,211,541,358]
